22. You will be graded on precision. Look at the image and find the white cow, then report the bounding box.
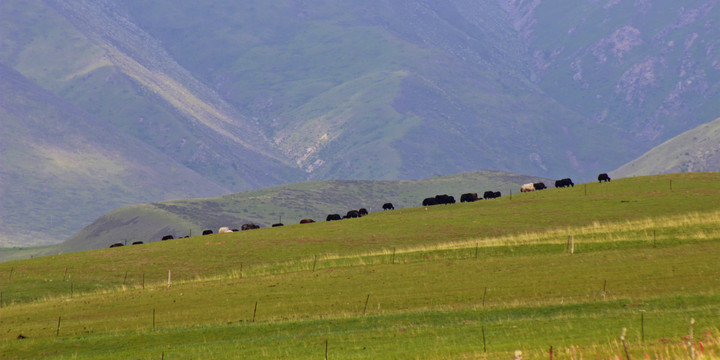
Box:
[218,227,234,234]
[521,183,536,192]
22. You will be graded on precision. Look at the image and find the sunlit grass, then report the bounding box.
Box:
[2,174,720,358]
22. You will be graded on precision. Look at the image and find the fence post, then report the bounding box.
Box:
[690,318,695,359]
[621,328,630,360]
[640,311,645,343]
[482,325,487,352]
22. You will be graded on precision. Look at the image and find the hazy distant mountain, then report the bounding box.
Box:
[0,63,228,246]
[612,117,720,177]
[1,0,718,245]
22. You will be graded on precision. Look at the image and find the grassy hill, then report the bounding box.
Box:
[613,117,720,178]
[0,173,719,359]
[56,170,549,254]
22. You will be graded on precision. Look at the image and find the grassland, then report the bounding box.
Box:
[1,173,720,359]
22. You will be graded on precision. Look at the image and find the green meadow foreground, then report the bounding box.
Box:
[1,173,720,359]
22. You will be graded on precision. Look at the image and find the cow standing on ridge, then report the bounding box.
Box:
[555,178,574,188]
[521,183,535,192]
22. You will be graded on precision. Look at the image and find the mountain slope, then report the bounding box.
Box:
[522,0,720,143]
[2,0,303,191]
[0,63,228,246]
[2,0,720,247]
[120,0,627,179]
[612,117,720,177]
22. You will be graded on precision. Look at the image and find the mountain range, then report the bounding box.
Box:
[1,0,719,246]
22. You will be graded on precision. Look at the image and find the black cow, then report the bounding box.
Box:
[161,235,174,241]
[533,182,547,190]
[460,193,479,202]
[241,223,260,230]
[272,223,284,227]
[422,197,438,206]
[358,208,369,216]
[434,194,455,205]
[109,242,124,248]
[382,202,394,210]
[346,210,360,218]
[202,229,213,235]
[326,214,341,221]
[132,241,144,245]
[598,173,611,183]
[300,218,315,224]
[483,191,501,199]
[555,178,575,188]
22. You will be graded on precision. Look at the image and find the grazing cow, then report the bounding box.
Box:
[241,223,260,230]
[494,191,501,198]
[17,334,26,340]
[132,241,144,245]
[161,235,174,241]
[460,193,479,202]
[555,178,575,188]
[534,182,547,190]
[382,202,394,210]
[359,208,369,216]
[109,242,124,248]
[300,218,315,224]
[422,197,438,206]
[326,214,341,221]
[521,183,535,192]
[346,210,360,218]
[202,229,213,235]
[218,227,233,233]
[272,223,284,227]
[598,173,611,183]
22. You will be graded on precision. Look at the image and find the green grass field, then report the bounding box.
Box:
[1,173,720,359]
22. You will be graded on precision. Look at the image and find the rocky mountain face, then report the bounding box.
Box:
[1,0,718,245]
[517,0,720,142]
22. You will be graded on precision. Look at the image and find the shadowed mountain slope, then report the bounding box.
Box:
[0,63,228,246]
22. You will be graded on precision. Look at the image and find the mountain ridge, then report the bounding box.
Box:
[1,0,719,246]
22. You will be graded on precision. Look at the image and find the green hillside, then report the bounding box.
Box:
[613,117,720,177]
[0,173,719,359]
[57,170,549,254]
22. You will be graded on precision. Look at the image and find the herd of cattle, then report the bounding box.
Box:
[109,173,611,247]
